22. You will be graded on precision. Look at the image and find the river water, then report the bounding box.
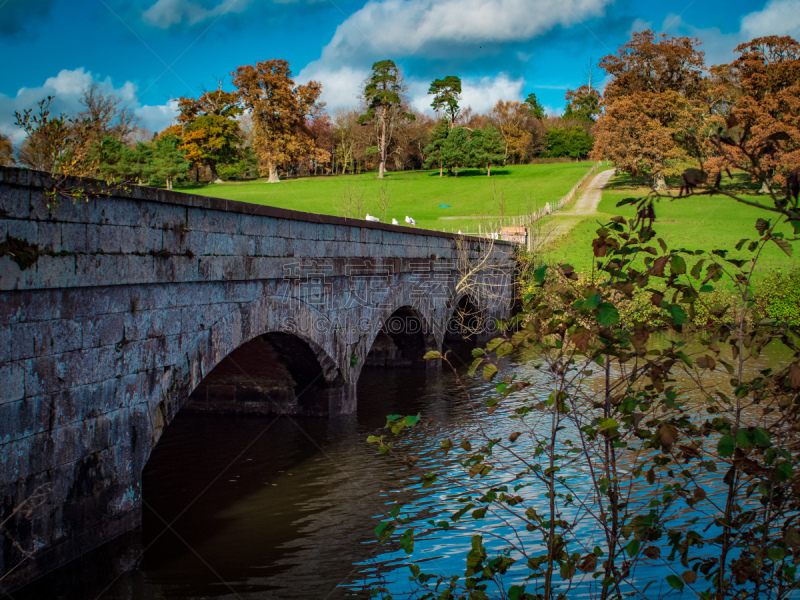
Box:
[14,340,794,599]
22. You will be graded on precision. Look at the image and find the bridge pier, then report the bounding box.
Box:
[0,166,514,592]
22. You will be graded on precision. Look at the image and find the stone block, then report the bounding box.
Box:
[34,320,83,357]
[275,219,290,238]
[184,230,210,256]
[61,223,88,253]
[35,255,76,289]
[37,222,61,252]
[7,220,38,246]
[232,234,249,256]
[0,361,26,403]
[11,322,35,360]
[212,233,234,256]
[0,186,31,219]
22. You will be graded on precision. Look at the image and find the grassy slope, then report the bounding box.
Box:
[543,173,799,280]
[175,162,595,233]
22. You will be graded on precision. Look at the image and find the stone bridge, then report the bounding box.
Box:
[0,166,516,591]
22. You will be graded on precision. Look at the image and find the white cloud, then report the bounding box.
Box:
[307,0,611,67]
[0,68,178,145]
[740,0,800,39]
[298,65,369,111]
[458,73,526,114]
[143,0,251,28]
[661,2,800,69]
[299,0,611,112]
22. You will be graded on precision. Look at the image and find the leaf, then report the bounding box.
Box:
[650,292,664,307]
[404,414,420,427]
[736,428,754,449]
[666,574,685,591]
[495,342,514,358]
[696,355,716,370]
[533,265,547,284]
[753,427,771,447]
[643,546,661,559]
[597,303,620,327]
[718,434,735,458]
[670,255,687,275]
[509,431,521,443]
[626,539,640,557]
[667,304,688,325]
[578,553,598,573]
[651,256,669,277]
[756,218,771,235]
[471,348,485,358]
[571,327,591,352]
[790,365,800,389]
[690,259,704,280]
[482,363,498,382]
[772,237,794,257]
[682,570,697,584]
[423,351,442,360]
[658,423,678,448]
[400,528,414,554]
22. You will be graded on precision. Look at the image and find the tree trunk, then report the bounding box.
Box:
[267,162,280,183]
[487,164,491,177]
[166,176,172,191]
[653,172,668,193]
[758,180,773,194]
[378,108,386,179]
[439,165,443,177]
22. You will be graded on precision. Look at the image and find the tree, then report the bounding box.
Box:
[232,59,323,183]
[524,93,545,119]
[359,60,414,179]
[148,134,189,190]
[0,132,14,166]
[441,125,471,177]
[592,31,709,190]
[563,85,601,122]
[544,126,594,158]
[470,125,505,176]
[177,87,243,181]
[423,118,450,176]
[78,84,137,148]
[490,100,543,163]
[428,76,462,127]
[89,136,132,182]
[14,96,74,173]
[707,36,800,192]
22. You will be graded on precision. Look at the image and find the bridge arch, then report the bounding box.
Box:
[143,295,350,457]
[363,304,438,369]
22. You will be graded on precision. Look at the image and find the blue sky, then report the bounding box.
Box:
[1,0,797,143]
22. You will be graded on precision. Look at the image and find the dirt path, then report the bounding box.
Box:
[545,169,615,239]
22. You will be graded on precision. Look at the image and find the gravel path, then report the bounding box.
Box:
[545,169,615,239]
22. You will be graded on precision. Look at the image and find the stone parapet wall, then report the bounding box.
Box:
[0,166,516,592]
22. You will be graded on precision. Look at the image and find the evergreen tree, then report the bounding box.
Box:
[441,126,472,178]
[423,118,450,176]
[470,125,505,176]
[524,93,546,119]
[148,134,189,190]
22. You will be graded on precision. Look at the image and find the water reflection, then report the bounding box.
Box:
[11,336,792,599]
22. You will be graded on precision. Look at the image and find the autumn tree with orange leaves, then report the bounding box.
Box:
[592,30,709,190]
[707,36,800,193]
[177,87,242,181]
[232,60,323,183]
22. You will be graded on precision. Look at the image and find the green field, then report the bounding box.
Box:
[543,172,799,279]
[176,162,596,233]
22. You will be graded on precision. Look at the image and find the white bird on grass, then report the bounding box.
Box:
[391,218,400,225]
[365,213,380,222]
[458,230,462,234]
[405,215,416,225]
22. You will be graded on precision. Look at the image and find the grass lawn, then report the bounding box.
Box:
[544,172,799,281]
[175,162,596,233]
